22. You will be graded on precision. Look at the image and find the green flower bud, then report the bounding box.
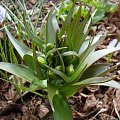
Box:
[46,43,54,53]
[48,70,57,80]
[55,65,62,71]
[37,56,47,69]
[66,64,74,76]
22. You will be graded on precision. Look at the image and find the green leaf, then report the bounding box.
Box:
[71,63,87,82]
[46,9,59,44]
[46,47,67,58]
[48,82,58,110]
[48,66,71,83]
[23,13,45,48]
[29,79,47,92]
[5,26,45,58]
[96,80,120,90]
[0,62,47,88]
[99,63,120,76]
[2,2,24,26]
[57,52,65,73]
[53,94,73,120]
[79,34,106,62]
[59,4,75,38]
[61,51,78,57]
[66,7,92,52]
[23,54,35,70]
[83,47,120,68]
[62,77,111,97]
[5,26,32,58]
[65,5,82,50]
[60,84,81,97]
[74,77,111,86]
[92,10,105,24]
[81,64,110,79]
[72,41,120,83]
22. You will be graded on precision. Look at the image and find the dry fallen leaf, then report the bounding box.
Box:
[38,104,49,118]
[0,31,4,39]
[83,94,98,112]
[86,85,99,93]
[113,90,120,112]
[30,0,37,4]
[22,113,39,120]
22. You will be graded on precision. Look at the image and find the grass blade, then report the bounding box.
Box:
[23,13,45,49]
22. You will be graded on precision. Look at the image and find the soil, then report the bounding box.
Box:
[0,0,120,120]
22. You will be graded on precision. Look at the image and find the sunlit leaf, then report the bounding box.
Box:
[96,80,120,90]
[29,79,47,92]
[79,34,106,56]
[46,9,59,44]
[0,62,47,88]
[23,13,45,48]
[62,77,111,97]
[107,39,120,49]
[84,47,120,68]
[74,77,111,86]
[0,5,7,22]
[5,26,32,58]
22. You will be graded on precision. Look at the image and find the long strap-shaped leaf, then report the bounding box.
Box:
[59,4,75,38]
[84,47,120,67]
[5,26,32,58]
[29,79,47,92]
[46,9,59,44]
[79,34,106,63]
[80,64,110,80]
[5,27,44,58]
[23,13,45,48]
[96,80,120,90]
[71,47,120,82]
[67,7,92,52]
[0,62,47,88]
[48,82,58,110]
[99,63,120,76]
[53,94,73,120]
[61,77,111,97]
